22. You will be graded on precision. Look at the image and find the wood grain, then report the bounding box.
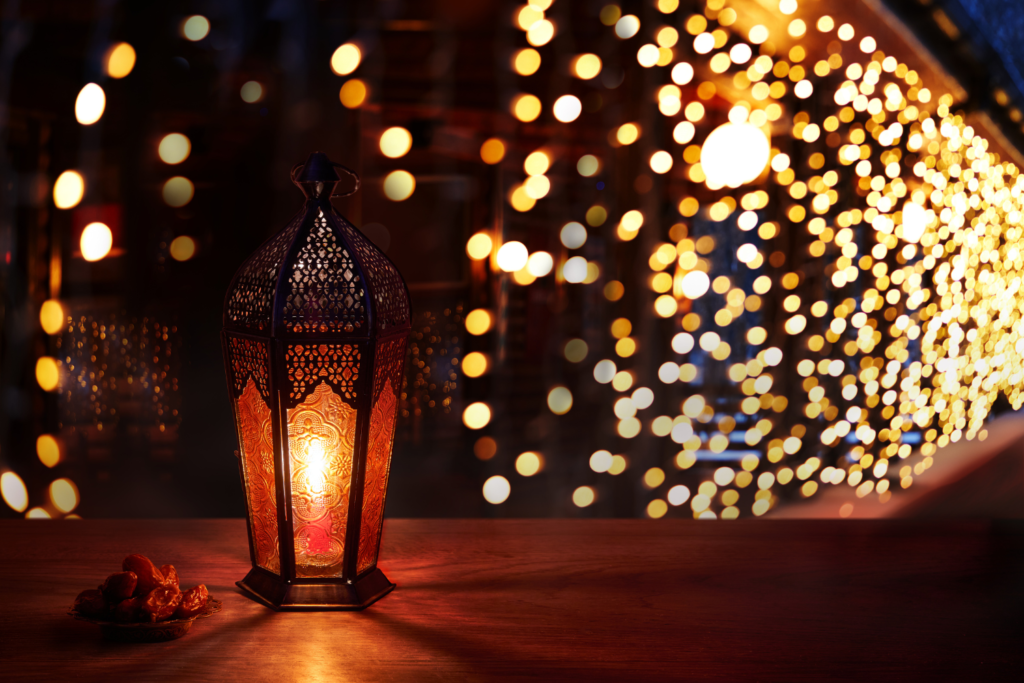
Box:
[1,519,1023,681]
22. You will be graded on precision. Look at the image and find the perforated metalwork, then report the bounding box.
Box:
[284,343,360,407]
[228,336,270,401]
[287,382,356,578]
[237,378,280,574]
[225,212,304,332]
[333,212,410,333]
[356,336,407,574]
[283,210,366,335]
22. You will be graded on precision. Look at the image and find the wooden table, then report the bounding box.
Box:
[2,519,1023,681]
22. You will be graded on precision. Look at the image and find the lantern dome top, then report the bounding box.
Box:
[223,152,410,339]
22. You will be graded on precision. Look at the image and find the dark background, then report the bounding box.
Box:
[1,0,1023,520]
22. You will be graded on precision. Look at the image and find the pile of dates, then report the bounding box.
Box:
[73,554,209,623]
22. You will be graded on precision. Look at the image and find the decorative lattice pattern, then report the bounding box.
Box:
[333,212,410,333]
[225,212,305,332]
[228,336,269,401]
[287,382,356,578]
[284,343,360,407]
[236,378,280,574]
[283,210,366,335]
[357,336,407,574]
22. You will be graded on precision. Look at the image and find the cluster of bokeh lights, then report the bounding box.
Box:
[457,0,1024,517]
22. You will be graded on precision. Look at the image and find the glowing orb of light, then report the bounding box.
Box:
[483,475,511,504]
[699,122,771,189]
[902,201,927,243]
[75,83,105,125]
[80,222,113,262]
[680,270,710,299]
[496,241,529,272]
[53,171,85,209]
[1,472,28,512]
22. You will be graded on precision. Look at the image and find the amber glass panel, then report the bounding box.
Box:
[356,337,406,574]
[236,378,280,574]
[287,381,356,578]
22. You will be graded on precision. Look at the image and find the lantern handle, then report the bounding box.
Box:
[290,161,360,198]
[330,163,360,198]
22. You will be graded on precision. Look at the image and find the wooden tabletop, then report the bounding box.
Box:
[2,518,1022,681]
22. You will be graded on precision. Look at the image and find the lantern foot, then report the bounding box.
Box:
[236,567,395,611]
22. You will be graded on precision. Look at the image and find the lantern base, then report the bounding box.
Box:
[236,567,395,611]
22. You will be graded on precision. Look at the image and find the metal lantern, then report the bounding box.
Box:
[222,152,410,610]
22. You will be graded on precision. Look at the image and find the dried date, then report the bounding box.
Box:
[138,585,182,622]
[113,597,140,623]
[122,554,166,595]
[100,571,137,602]
[173,584,209,619]
[73,589,107,618]
[161,564,179,589]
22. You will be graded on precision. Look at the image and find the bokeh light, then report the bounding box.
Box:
[383,170,415,201]
[158,133,191,164]
[380,127,413,158]
[105,42,136,78]
[181,15,210,41]
[162,176,195,207]
[483,475,511,504]
[463,402,492,430]
[240,81,264,103]
[330,43,361,75]
[37,435,61,468]
[75,83,105,125]
[39,300,64,335]
[1,472,28,512]
[80,222,113,262]
[339,79,367,108]
[49,478,79,513]
[170,236,196,262]
[35,357,60,392]
[515,452,544,476]
[53,170,84,209]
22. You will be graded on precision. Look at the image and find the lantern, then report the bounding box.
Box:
[222,152,410,610]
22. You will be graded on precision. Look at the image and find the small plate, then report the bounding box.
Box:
[68,596,222,643]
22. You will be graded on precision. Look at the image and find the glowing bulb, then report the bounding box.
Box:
[466,232,493,260]
[35,357,60,392]
[465,309,494,335]
[75,83,105,125]
[170,235,196,262]
[560,222,587,248]
[39,300,64,335]
[496,241,529,272]
[553,95,582,123]
[37,435,61,468]
[513,48,542,76]
[379,127,413,158]
[240,81,263,103]
[463,402,492,429]
[53,171,84,209]
[1,472,28,512]
[181,15,210,41]
[680,271,710,299]
[512,94,542,122]
[649,151,673,174]
[700,122,770,189]
[615,15,640,39]
[483,475,510,504]
[515,452,544,476]
[80,222,112,262]
[527,251,554,276]
[547,386,573,415]
[462,352,490,378]
[339,79,367,108]
[573,54,602,79]
[480,138,505,164]
[105,43,136,79]
[158,133,191,165]
[50,478,79,513]
[902,201,927,243]
[162,177,195,207]
[331,43,361,75]
[573,486,596,507]
[383,170,415,201]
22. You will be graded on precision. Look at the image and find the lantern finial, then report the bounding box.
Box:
[291,151,360,199]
